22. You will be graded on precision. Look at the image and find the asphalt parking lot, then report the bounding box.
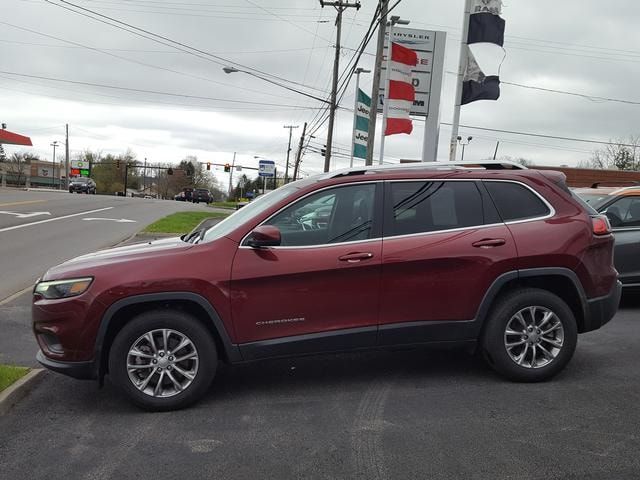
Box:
[1,294,639,479]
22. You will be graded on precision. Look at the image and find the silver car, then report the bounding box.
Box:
[575,185,640,288]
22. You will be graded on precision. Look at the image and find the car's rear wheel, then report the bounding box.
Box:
[108,309,217,411]
[482,288,577,382]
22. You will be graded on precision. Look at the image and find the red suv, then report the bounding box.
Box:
[33,161,621,410]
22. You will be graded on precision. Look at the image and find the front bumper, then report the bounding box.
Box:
[583,280,622,332]
[36,350,97,380]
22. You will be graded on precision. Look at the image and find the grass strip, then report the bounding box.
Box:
[0,365,29,393]
[143,211,229,234]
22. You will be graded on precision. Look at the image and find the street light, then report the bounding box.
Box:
[222,67,330,104]
[50,141,59,189]
[457,136,473,161]
[350,67,371,168]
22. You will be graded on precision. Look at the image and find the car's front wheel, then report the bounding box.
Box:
[108,309,218,411]
[482,288,577,382]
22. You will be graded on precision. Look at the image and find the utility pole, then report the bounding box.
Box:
[493,141,500,160]
[50,141,59,189]
[228,152,236,199]
[366,0,388,166]
[293,122,307,181]
[124,162,128,196]
[283,125,298,183]
[320,0,361,173]
[143,157,147,192]
[65,124,69,189]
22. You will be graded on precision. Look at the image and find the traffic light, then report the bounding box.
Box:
[224,163,231,172]
[320,146,326,157]
[116,159,121,169]
[206,162,211,171]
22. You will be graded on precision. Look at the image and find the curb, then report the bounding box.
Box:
[0,369,46,416]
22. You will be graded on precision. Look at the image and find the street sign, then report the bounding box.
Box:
[258,159,276,178]
[378,27,446,117]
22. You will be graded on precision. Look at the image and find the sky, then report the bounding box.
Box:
[2,0,640,183]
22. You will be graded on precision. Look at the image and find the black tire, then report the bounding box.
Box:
[108,309,218,411]
[481,288,578,382]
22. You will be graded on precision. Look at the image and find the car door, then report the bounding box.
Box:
[377,179,517,346]
[601,195,640,285]
[230,182,383,359]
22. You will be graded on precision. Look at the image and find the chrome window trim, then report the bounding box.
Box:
[612,227,640,232]
[239,181,382,249]
[481,179,556,225]
[239,178,556,250]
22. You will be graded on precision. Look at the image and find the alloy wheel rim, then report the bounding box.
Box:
[504,306,564,369]
[126,328,199,398]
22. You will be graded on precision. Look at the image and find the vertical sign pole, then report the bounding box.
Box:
[350,71,361,168]
[449,0,473,161]
[379,22,393,165]
[422,31,447,162]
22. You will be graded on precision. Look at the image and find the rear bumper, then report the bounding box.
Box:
[583,280,622,333]
[36,350,97,380]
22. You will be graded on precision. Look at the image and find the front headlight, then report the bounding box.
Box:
[34,277,93,299]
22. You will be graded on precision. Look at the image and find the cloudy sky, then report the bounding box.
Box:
[2,0,640,182]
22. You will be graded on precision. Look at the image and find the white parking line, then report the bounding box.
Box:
[0,207,114,233]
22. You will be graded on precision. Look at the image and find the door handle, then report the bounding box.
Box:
[338,252,374,263]
[472,238,506,248]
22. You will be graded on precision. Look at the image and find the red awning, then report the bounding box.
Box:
[0,129,33,146]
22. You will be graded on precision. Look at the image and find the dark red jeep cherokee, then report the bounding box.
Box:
[33,161,622,410]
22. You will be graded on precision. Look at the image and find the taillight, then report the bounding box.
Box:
[591,215,612,235]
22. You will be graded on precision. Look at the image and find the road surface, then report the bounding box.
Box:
[0,188,218,300]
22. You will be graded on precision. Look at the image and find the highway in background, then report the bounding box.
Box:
[0,188,215,300]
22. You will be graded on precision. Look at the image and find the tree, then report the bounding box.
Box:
[586,137,639,171]
[4,152,39,186]
[83,149,140,194]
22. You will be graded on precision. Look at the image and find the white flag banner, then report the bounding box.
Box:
[472,0,502,15]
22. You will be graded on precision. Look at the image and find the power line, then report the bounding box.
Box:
[501,81,640,106]
[0,38,331,55]
[43,0,329,93]
[0,70,327,109]
[437,122,640,149]
[0,74,324,113]
[0,21,311,103]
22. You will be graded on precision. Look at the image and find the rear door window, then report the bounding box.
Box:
[385,181,484,237]
[484,181,550,222]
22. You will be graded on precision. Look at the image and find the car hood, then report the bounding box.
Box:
[44,237,194,278]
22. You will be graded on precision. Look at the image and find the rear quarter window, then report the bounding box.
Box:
[485,181,550,222]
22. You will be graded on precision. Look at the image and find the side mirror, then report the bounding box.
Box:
[246,225,281,248]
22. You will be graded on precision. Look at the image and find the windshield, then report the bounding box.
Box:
[198,181,311,243]
[574,192,609,210]
[72,177,89,183]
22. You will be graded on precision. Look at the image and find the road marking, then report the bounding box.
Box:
[0,200,45,208]
[82,217,136,223]
[0,285,34,306]
[0,207,113,233]
[0,210,51,219]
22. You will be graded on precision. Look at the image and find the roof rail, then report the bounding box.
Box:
[325,160,527,179]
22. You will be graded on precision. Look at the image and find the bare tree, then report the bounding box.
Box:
[588,136,640,171]
[4,152,38,186]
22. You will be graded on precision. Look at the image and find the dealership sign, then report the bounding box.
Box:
[378,27,446,117]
